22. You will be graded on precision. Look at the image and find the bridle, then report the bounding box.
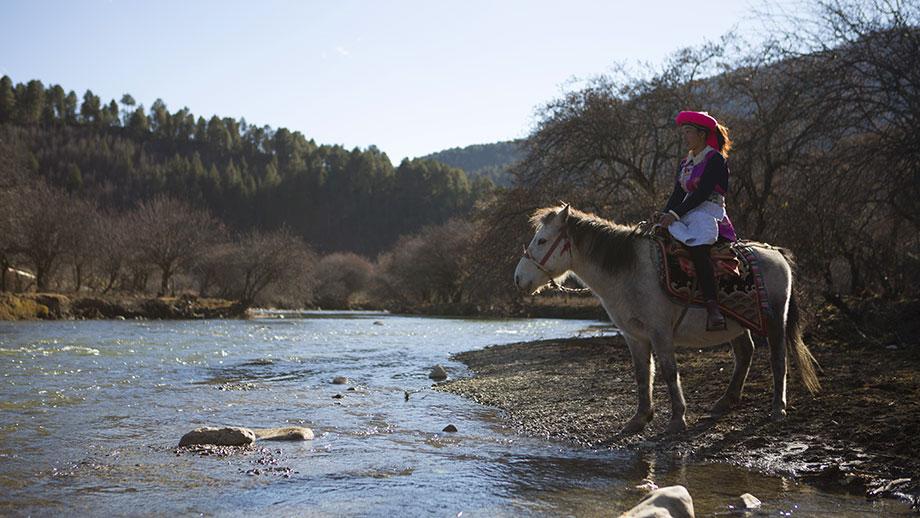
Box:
[521,228,572,277]
[521,228,591,294]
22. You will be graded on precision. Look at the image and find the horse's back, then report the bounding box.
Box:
[743,241,794,313]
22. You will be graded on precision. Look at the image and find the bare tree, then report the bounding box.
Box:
[93,210,133,293]
[127,196,224,296]
[374,219,474,307]
[314,252,374,308]
[64,197,100,291]
[0,186,19,292]
[211,228,315,307]
[10,183,85,291]
[0,138,30,291]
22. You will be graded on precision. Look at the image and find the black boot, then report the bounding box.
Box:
[689,245,727,331]
[704,299,727,331]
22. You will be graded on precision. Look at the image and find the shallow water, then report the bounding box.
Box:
[0,312,910,516]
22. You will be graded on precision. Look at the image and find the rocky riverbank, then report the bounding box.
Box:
[0,292,247,320]
[436,300,920,510]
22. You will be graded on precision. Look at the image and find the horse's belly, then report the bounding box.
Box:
[673,310,747,346]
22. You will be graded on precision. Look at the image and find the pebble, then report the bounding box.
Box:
[332,376,349,385]
[429,365,448,381]
[442,424,458,433]
[332,393,345,399]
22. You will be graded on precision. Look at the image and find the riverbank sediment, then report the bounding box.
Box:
[436,300,920,509]
[0,292,247,320]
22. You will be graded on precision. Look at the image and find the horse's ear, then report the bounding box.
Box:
[559,204,570,223]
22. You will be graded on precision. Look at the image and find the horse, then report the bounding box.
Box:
[513,204,820,434]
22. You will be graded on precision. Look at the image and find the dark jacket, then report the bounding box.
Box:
[663,152,729,218]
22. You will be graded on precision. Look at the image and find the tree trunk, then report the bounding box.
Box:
[102,271,117,294]
[74,264,83,292]
[0,259,7,292]
[159,268,170,297]
[36,268,47,292]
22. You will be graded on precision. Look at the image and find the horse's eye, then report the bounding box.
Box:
[537,238,547,245]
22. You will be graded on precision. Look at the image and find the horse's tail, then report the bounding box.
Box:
[779,248,821,394]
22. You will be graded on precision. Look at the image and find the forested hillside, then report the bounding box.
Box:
[421,140,522,187]
[0,76,492,255]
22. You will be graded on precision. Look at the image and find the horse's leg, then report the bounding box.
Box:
[710,331,754,415]
[768,316,788,421]
[621,333,655,434]
[650,332,687,433]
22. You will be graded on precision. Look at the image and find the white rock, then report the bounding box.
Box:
[178,426,256,447]
[253,426,314,441]
[620,485,694,518]
[738,493,761,510]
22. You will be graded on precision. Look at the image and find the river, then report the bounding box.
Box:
[0,312,909,516]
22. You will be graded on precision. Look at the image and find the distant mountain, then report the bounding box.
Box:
[420,140,524,187]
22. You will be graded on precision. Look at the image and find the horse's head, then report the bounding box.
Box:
[514,204,574,294]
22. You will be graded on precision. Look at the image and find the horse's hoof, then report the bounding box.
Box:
[771,408,787,422]
[667,418,687,434]
[710,396,739,416]
[620,415,651,435]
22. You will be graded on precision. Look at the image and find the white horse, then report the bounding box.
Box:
[514,204,820,434]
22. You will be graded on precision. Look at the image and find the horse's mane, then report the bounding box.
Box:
[531,206,639,272]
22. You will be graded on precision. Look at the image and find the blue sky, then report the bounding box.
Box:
[1,1,760,161]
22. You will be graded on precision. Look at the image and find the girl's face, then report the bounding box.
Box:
[681,125,707,151]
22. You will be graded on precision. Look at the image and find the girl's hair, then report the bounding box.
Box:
[715,123,732,157]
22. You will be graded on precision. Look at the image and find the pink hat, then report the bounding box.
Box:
[676,111,720,150]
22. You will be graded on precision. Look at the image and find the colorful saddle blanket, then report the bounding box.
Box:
[652,236,772,335]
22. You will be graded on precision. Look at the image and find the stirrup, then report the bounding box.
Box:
[706,314,727,331]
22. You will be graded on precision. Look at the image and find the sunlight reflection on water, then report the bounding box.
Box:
[0,314,910,516]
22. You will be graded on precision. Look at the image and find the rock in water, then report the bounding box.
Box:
[332,376,348,385]
[621,485,694,518]
[442,424,458,433]
[429,365,448,381]
[736,493,761,510]
[178,427,256,447]
[253,427,314,441]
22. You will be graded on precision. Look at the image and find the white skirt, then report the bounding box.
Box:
[668,201,726,246]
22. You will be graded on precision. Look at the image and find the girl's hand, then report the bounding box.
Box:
[658,212,677,227]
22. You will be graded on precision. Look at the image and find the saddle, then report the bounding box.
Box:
[646,227,772,336]
[665,239,741,279]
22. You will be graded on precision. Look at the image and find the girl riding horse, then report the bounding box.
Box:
[658,110,737,331]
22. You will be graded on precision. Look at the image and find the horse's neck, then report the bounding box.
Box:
[569,242,637,302]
